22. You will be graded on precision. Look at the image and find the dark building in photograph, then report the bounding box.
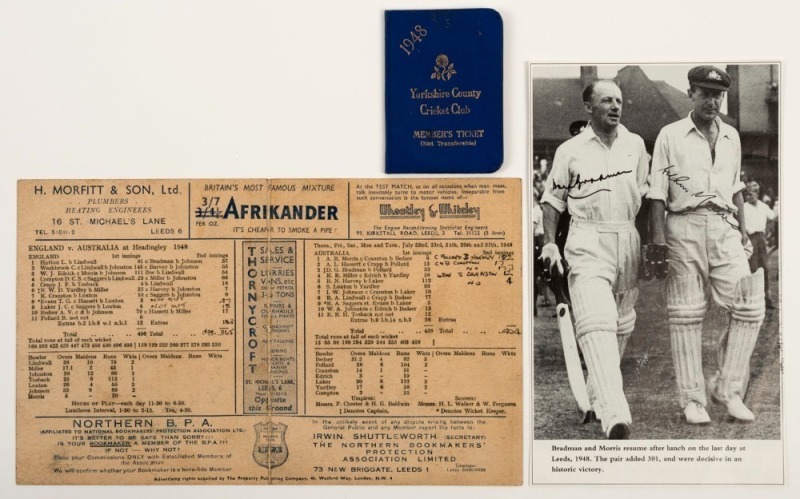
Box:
[727,64,779,192]
[531,65,779,194]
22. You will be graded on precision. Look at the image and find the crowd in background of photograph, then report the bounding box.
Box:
[742,174,779,251]
[531,158,555,313]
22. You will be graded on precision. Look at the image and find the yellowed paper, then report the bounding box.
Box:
[17,178,521,485]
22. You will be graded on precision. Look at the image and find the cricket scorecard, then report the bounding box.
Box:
[16,178,522,485]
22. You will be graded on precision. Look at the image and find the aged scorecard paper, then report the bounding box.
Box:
[16,178,521,485]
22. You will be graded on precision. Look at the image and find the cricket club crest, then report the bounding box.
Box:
[252,422,288,469]
[431,54,456,81]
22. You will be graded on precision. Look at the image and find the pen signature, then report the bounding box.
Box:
[659,166,740,230]
[659,166,691,193]
[552,169,632,192]
[568,189,610,200]
[704,202,740,230]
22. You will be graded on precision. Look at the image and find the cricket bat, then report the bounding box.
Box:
[556,303,593,422]
[551,271,593,423]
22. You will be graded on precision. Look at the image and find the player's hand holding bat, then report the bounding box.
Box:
[540,242,570,282]
[643,244,669,280]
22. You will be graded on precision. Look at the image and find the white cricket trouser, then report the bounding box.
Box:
[566,218,639,433]
[666,211,751,308]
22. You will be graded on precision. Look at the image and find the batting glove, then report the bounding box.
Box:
[640,246,654,281]
[644,244,669,280]
[539,243,570,281]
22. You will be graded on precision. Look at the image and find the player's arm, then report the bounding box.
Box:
[639,199,668,279]
[635,200,650,242]
[731,131,748,245]
[647,132,669,245]
[644,132,669,278]
[649,200,667,244]
[541,202,567,278]
[539,147,571,277]
[542,202,560,246]
[634,139,651,244]
[733,189,748,245]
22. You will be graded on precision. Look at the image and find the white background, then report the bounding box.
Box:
[1,0,797,497]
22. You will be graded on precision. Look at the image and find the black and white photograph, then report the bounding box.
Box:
[530,63,781,442]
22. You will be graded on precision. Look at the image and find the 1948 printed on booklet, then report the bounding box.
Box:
[16,178,521,485]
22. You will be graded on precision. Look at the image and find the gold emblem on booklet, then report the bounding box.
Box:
[431,54,456,81]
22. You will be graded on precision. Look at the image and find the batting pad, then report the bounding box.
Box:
[667,274,707,408]
[571,279,618,337]
[615,287,639,356]
[578,330,631,436]
[716,269,765,400]
[586,286,640,412]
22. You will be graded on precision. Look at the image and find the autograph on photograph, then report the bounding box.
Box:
[551,170,632,200]
[659,166,740,230]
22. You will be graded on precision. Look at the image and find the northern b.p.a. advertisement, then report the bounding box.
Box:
[17,178,521,485]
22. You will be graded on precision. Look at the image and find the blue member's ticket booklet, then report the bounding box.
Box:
[385,9,503,174]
